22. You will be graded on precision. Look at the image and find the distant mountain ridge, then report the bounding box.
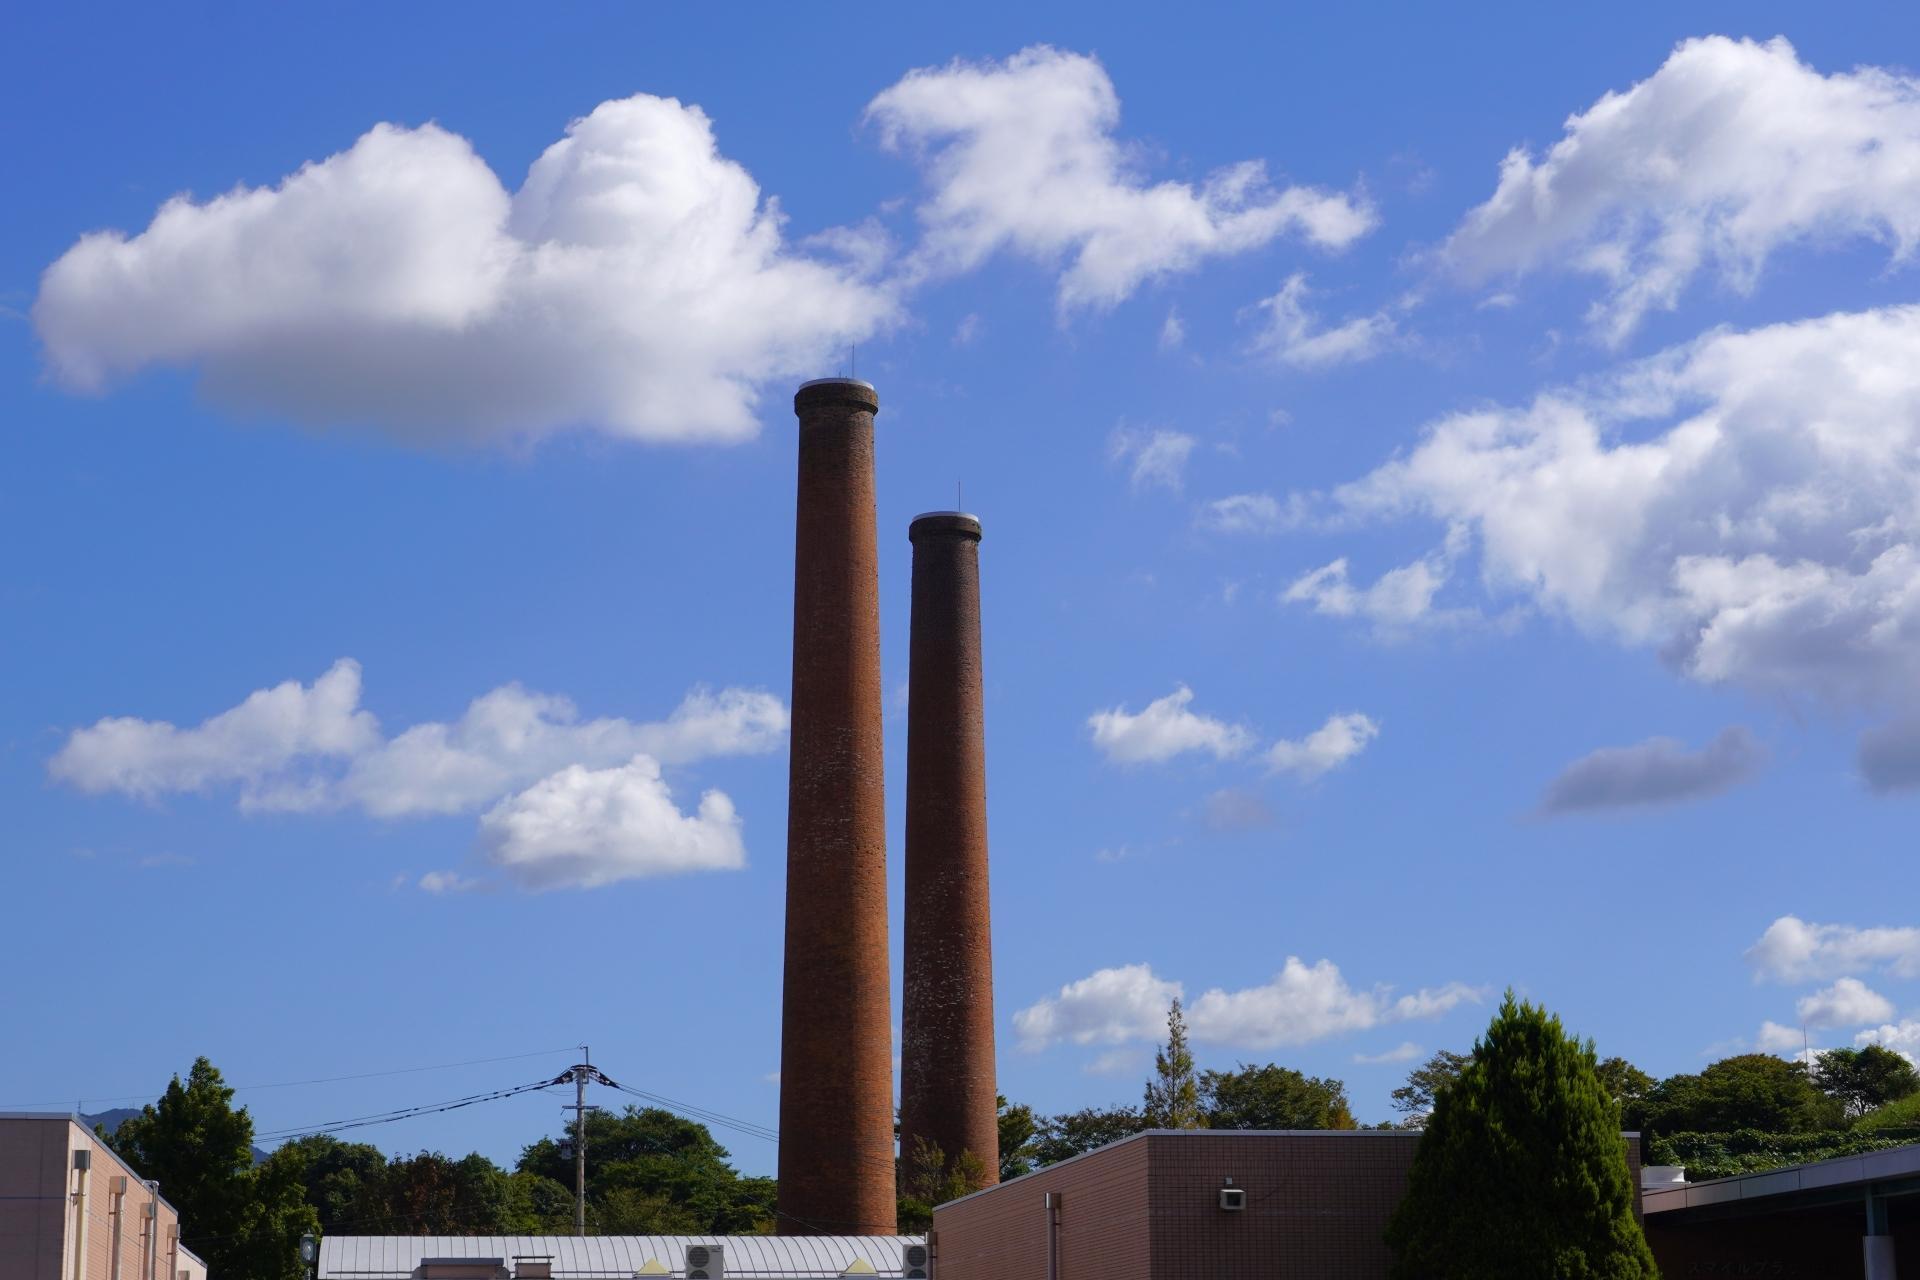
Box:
[83,1106,270,1164]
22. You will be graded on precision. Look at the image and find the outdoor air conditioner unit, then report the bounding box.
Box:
[685,1243,725,1279]
[902,1241,932,1278]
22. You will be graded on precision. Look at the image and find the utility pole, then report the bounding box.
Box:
[566,1047,591,1236]
[556,1052,624,1238]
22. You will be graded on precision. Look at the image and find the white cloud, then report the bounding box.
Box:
[1249,273,1397,368]
[1352,1041,1424,1066]
[1265,713,1379,779]
[1309,306,1920,773]
[1283,556,1452,627]
[866,46,1374,311]
[1187,957,1481,1050]
[1796,978,1895,1029]
[1159,308,1186,352]
[1856,1021,1920,1064]
[53,663,784,819]
[478,755,745,891]
[1016,959,1480,1053]
[1088,685,1254,764]
[1538,726,1766,815]
[34,96,894,443]
[417,870,485,895]
[1012,963,1182,1049]
[1197,492,1299,535]
[952,312,982,346]
[1746,916,1920,984]
[1858,717,1920,794]
[339,683,786,818]
[1443,36,1920,343]
[1110,427,1196,493]
[1756,1020,1812,1058]
[49,659,380,804]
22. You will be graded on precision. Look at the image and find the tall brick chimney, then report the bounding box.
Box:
[776,378,896,1236]
[899,510,999,1188]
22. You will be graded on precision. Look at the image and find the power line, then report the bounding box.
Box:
[0,1046,584,1112]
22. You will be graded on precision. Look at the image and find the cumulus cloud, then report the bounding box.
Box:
[1184,958,1480,1050]
[478,756,745,890]
[1537,726,1766,815]
[1197,492,1299,535]
[34,96,894,443]
[1856,1021,1920,1064]
[1306,305,1920,776]
[866,46,1374,311]
[1796,977,1896,1029]
[1745,916,1920,984]
[1443,36,1920,342]
[1248,273,1398,368]
[51,661,779,891]
[50,659,380,804]
[1014,959,1480,1052]
[1755,1020,1811,1057]
[337,683,786,818]
[1088,685,1254,764]
[1265,713,1379,779]
[1283,556,1454,628]
[1109,427,1196,493]
[1012,963,1183,1049]
[53,661,785,819]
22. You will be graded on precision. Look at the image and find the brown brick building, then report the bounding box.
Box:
[931,1129,1643,1280]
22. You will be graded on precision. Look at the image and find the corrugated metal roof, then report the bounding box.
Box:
[317,1235,925,1278]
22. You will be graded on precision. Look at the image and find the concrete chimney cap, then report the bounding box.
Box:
[795,377,879,415]
[909,511,982,540]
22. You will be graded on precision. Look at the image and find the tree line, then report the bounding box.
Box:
[95,1023,1920,1273]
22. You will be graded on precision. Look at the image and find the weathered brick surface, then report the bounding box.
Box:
[776,380,896,1236]
[932,1130,1647,1280]
[899,512,998,1185]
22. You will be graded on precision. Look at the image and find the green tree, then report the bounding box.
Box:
[1385,993,1657,1279]
[110,1057,318,1280]
[1029,1105,1148,1166]
[1594,1057,1655,1129]
[1643,1054,1844,1137]
[1813,1045,1920,1118]
[1390,1050,1469,1127]
[1143,998,1205,1129]
[1200,1063,1357,1130]
[996,1096,1040,1181]
[895,1138,989,1233]
[355,1151,517,1234]
[504,1170,577,1233]
[518,1105,772,1234]
[267,1134,386,1234]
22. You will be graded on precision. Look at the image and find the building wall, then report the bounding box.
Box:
[933,1130,1645,1280]
[0,1116,195,1280]
[1145,1132,1418,1280]
[932,1135,1151,1280]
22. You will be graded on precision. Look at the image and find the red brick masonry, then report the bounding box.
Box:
[777,380,896,1236]
[900,512,999,1184]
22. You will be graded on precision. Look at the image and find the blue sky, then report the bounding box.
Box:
[6,2,1920,1176]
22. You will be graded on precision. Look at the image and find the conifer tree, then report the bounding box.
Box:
[1385,993,1657,1279]
[1143,998,1206,1129]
